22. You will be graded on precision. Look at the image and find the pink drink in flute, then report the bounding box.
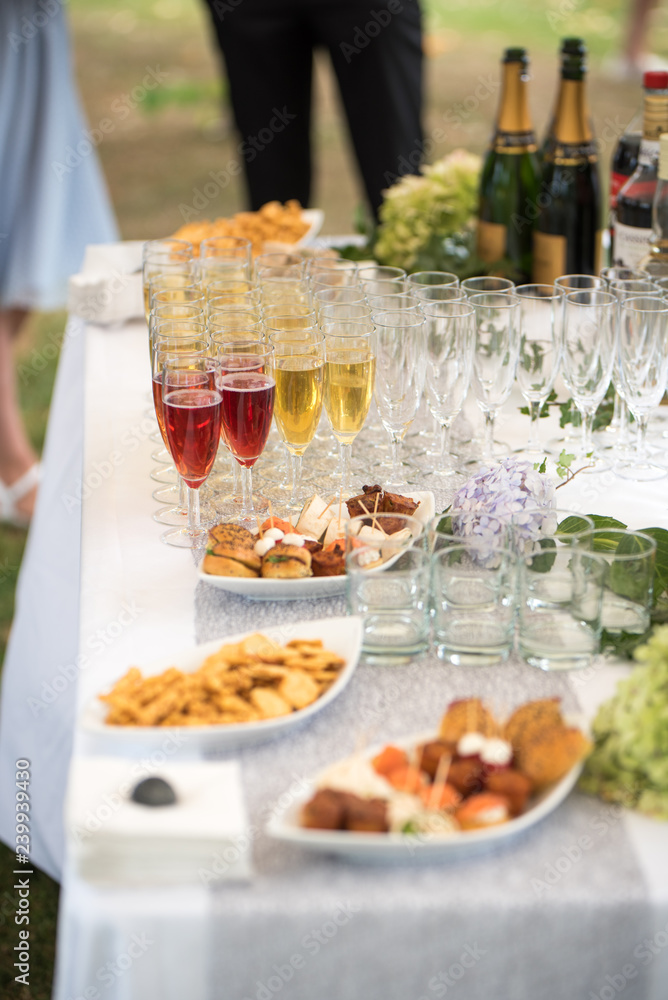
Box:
[218,371,275,524]
[163,387,222,545]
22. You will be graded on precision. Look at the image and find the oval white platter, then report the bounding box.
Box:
[266,727,585,863]
[80,616,363,751]
[198,491,435,601]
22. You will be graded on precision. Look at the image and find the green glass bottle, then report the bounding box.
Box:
[476,47,540,283]
[533,40,602,283]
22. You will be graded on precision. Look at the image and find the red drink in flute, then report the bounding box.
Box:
[163,388,222,488]
[218,372,275,522]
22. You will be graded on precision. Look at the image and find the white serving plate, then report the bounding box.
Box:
[80,616,363,751]
[267,727,585,863]
[198,492,435,601]
[263,209,325,252]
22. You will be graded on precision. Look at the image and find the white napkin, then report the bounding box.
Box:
[66,756,251,884]
[68,242,145,325]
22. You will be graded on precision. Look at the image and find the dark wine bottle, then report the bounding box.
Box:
[639,133,668,276]
[609,128,641,254]
[615,72,668,269]
[533,39,602,283]
[476,47,540,282]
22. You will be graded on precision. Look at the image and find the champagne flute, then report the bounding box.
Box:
[218,370,276,526]
[615,296,668,481]
[267,336,325,508]
[142,252,195,324]
[422,301,475,484]
[406,271,459,289]
[462,276,514,297]
[514,284,563,455]
[372,310,427,488]
[200,235,252,277]
[561,289,616,470]
[469,292,521,464]
[162,366,221,547]
[323,333,375,496]
[358,265,406,283]
[413,285,465,305]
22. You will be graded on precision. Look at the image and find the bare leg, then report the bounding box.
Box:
[0,308,38,520]
[625,0,657,69]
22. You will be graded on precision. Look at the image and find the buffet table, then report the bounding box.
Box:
[2,302,668,1000]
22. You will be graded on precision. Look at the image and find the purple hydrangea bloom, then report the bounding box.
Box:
[451,458,555,551]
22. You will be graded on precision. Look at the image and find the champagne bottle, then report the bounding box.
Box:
[615,72,668,269]
[638,132,668,276]
[533,40,602,283]
[476,48,540,282]
[541,38,596,162]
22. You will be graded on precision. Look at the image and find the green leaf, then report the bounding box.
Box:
[527,537,557,573]
[609,532,654,604]
[636,527,668,601]
[534,458,547,474]
[589,515,628,552]
[600,626,652,660]
[557,515,594,536]
[435,514,453,536]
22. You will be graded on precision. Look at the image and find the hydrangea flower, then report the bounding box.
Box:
[450,458,556,552]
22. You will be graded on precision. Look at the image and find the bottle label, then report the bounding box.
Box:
[532,231,567,284]
[613,221,653,268]
[609,171,629,211]
[477,220,507,262]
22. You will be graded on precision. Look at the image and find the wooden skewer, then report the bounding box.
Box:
[267,499,274,529]
[428,752,452,810]
[256,516,263,538]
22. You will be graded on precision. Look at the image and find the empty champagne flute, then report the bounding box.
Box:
[422,301,475,485]
[406,271,459,289]
[462,276,514,297]
[561,289,616,470]
[413,285,465,305]
[514,284,563,455]
[615,296,668,480]
[372,310,427,488]
[470,292,521,464]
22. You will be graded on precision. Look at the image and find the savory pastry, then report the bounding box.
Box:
[381,491,419,517]
[486,770,533,816]
[261,543,312,579]
[346,485,384,519]
[504,698,563,755]
[203,523,261,576]
[345,797,389,833]
[517,726,592,790]
[311,545,345,577]
[201,554,259,578]
[439,698,497,742]
[301,789,347,830]
[417,740,457,779]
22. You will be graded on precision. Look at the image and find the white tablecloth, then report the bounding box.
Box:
[1,305,668,1000]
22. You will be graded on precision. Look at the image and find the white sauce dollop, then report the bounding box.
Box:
[264,527,285,541]
[282,533,306,547]
[457,732,487,758]
[480,738,512,767]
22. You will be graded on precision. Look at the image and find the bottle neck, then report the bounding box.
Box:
[552,78,592,146]
[642,91,668,142]
[494,62,536,152]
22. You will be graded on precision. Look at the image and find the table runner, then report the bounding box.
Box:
[195,584,653,1000]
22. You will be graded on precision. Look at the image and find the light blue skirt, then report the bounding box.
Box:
[0,1,118,310]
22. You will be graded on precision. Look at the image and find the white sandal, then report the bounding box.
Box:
[0,463,41,529]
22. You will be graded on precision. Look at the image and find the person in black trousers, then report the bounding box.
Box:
[201,0,424,219]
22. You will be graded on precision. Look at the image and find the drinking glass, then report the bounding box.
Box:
[615,296,668,480]
[261,278,312,309]
[584,529,656,634]
[162,374,222,548]
[514,284,563,455]
[345,515,429,664]
[208,289,261,313]
[518,548,606,671]
[422,302,475,484]
[151,282,204,314]
[143,256,196,324]
[314,286,366,317]
[469,292,521,464]
[554,274,604,293]
[413,285,465,305]
[311,272,361,294]
[268,337,325,508]
[321,319,374,339]
[265,312,318,334]
[371,310,427,488]
[461,276,514,297]
[308,259,358,279]
[200,236,252,279]
[362,278,406,298]
[255,252,305,277]
[358,265,406,283]
[367,294,420,316]
[208,313,263,336]
[601,267,649,284]
[323,333,375,495]
[150,319,207,359]
[218,370,276,526]
[319,303,372,327]
[561,290,617,469]
[432,541,517,665]
[152,303,204,324]
[406,271,459,288]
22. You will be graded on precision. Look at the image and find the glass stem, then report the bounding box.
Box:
[178,476,187,512]
[581,411,595,460]
[636,414,649,465]
[440,422,455,475]
[390,435,401,483]
[618,397,630,447]
[289,453,303,504]
[339,441,352,493]
[528,400,542,451]
[239,465,254,516]
[482,411,496,463]
[187,485,200,533]
[611,389,622,431]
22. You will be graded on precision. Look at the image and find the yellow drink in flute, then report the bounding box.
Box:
[272,356,324,455]
[324,351,375,445]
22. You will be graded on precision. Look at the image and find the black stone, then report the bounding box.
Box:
[130,777,177,807]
